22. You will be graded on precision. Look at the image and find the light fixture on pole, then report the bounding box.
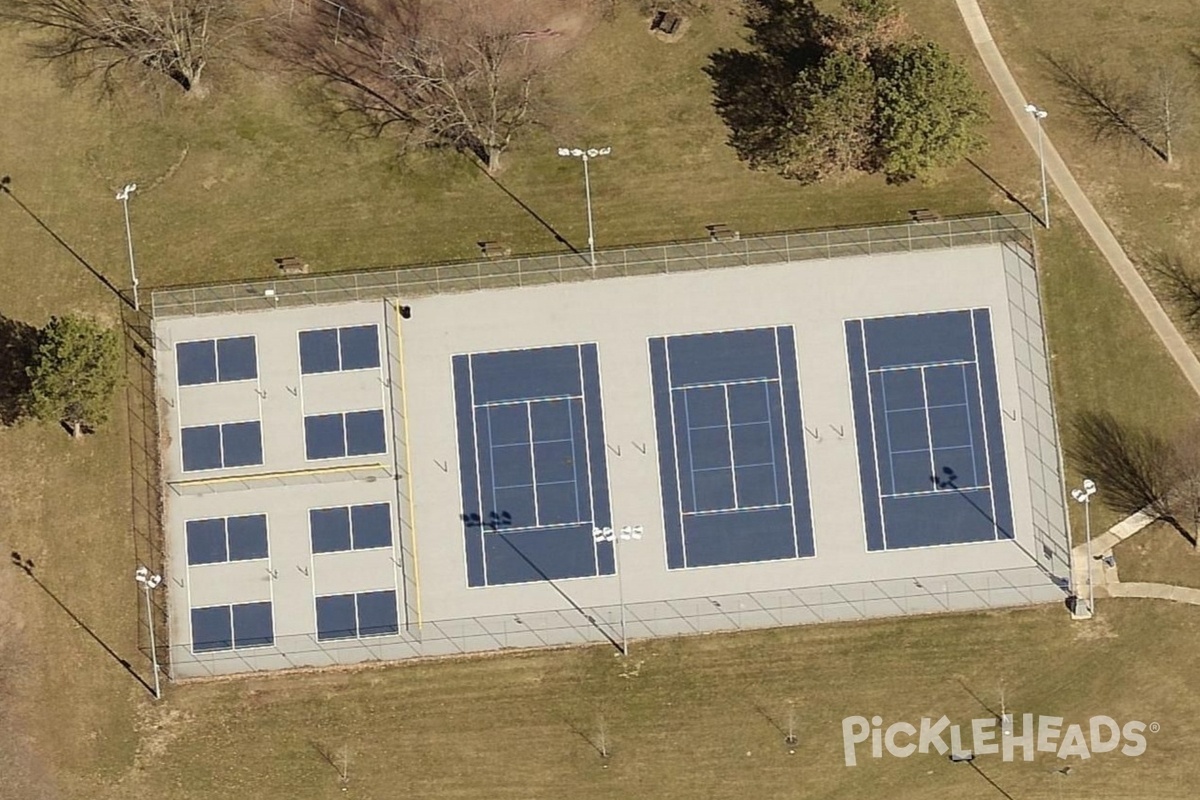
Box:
[116,183,141,310]
[135,566,163,699]
[556,146,611,269]
[1070,478,1097,617]
[592,524,642,656]
[1024,104,1050,229]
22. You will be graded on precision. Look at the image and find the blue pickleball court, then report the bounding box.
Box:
[846,309,1014,550]
[452,344,614,587]
[649,327,815,569]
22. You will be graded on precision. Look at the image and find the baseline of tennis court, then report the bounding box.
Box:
[649,326,815,569]
[846,309,1014,550]
[452,344,614,587]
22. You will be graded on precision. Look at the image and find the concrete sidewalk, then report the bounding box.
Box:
[1101,582,1200,605]
[955,0,1200,399]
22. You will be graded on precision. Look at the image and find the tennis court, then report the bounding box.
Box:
[846,309,1014,550]
[649,327,814,569]
[452,344,614,587]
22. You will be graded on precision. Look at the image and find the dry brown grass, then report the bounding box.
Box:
[2,2,1200,799]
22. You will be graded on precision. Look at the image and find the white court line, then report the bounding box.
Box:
[920,366,937,487]
[723,384,739,509]
[860,324,889,549]
[868,358,972,374]
[663,340,690,568]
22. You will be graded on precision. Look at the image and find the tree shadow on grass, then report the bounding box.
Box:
[704,0,829,166]
[0,314,37,427]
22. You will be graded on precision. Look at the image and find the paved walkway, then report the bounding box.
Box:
[1067,508,1200,609]
[955,0,1200,399]
[1100,582,1200,603]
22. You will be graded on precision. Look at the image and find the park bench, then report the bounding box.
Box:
[908,208,941,223]
[706,223,740,243]
[478,241,512,259]
[650,10,682,35]
[274,256,309,275]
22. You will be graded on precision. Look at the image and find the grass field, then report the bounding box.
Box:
[2,2,1200,799]
[1114,522,1200,589]
[979,0,1200,562]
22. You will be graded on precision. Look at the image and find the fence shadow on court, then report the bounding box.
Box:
[461,512,624,653]
[9,551,156,695]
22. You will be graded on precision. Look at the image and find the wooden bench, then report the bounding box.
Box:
[650,10,682,35]
[478,241,512,259]
[706,223,740,243]
[908,208,941,223]
[274,256,309,275]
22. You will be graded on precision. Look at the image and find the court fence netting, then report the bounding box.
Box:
[169,563,1064,679]
[150,213,1035,319]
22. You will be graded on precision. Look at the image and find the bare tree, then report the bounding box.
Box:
[1068,410,1200,548]
[1068,410,1172,519]
[312,741,351,784]
[277,0,557,172]
[1150,251,1200,330]
[1044,53,1164,159]
[1168,427,1200,550]
[1139,66,1194,165]
[596,714,610,759]
[0,0,240,94]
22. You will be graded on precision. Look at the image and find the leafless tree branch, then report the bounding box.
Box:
[1150,251,1200,331]
[1043,52,1166,160]
[272,0,556,172]
[0,0,245,94]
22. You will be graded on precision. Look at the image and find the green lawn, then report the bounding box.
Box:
[2,2,1200,799]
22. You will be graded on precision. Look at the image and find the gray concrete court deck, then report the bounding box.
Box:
[152,217,1072,678]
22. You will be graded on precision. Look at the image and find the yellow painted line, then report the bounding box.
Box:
[169,462,387,488]
[396,300,423,629]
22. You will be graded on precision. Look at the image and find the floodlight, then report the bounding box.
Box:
[1024,104,1050,226]
[555,145,613,268]
[115,182,141,309]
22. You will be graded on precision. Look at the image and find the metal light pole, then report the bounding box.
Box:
[593,524,642,656]
[116,183,141,310]
[1071,479,1097,617]
[135,566,163,698]
[557,147,611,269]
[1024,104,1049,229]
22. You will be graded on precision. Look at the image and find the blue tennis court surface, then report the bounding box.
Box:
[650,327,814,569]
[453,344,613,587]
[846,309,1013,550]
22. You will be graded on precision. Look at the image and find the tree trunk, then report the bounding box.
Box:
[70,420,83,439]
[486,146,502,174]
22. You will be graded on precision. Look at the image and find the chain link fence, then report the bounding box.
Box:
[150,214,1034,319]
[170,564,1063,678]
